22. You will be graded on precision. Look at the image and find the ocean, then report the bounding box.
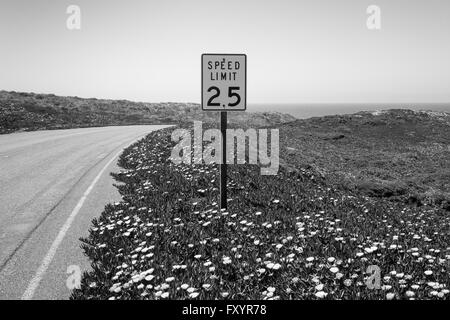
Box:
[247,103,450,119]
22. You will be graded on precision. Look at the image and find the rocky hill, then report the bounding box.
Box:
[0,91,296,134]
[279,109,450,209]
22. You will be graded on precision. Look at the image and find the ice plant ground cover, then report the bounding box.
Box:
[71,126,450,300]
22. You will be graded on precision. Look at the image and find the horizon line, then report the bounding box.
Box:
[1,90,450,106]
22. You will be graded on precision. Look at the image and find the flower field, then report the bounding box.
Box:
[71,126,450,300]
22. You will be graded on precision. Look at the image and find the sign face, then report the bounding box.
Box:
[202,54,246,111]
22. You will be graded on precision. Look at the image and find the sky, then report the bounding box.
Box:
[0,0,449,104]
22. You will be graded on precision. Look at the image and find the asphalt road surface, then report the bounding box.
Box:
[0,125,170,299]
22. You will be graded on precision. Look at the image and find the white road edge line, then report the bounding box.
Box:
[21,149,124,300]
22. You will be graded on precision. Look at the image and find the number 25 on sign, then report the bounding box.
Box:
[201,54,247,111]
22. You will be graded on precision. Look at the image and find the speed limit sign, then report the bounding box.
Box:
[201,53,246,210]
[201,54,246,111]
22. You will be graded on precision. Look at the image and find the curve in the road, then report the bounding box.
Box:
[0,125,171,300]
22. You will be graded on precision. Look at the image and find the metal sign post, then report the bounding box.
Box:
[220,111,227,209]
[201,54,247,211]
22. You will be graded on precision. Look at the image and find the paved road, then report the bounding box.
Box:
[0,125,170,299]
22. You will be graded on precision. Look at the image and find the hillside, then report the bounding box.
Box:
[72,125,450,300]
[0,91,296,134]
[279,109,450,210]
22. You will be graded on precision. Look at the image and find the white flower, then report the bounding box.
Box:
[222,256,232,264]
[189,292,200,298]
[424,270,433,276]
[315,284,324,291]
[405,291,415,298]
[315,291,327,298]
[272,263,281,270]
[386,293,395,300]
[161,283,170,290]
[161,292,169,298]
[329,267,339,273]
